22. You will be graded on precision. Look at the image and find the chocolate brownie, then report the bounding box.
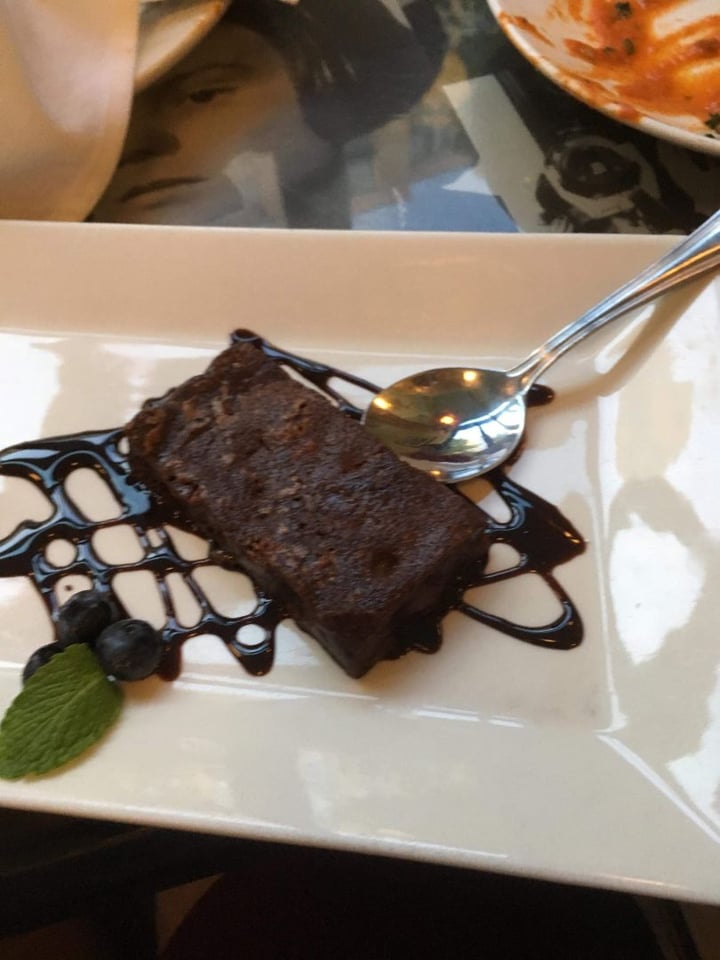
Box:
[126,341,489,677]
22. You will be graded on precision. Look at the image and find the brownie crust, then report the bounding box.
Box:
[126,341,489,677]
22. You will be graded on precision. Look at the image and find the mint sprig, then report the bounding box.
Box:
[0,645,122,779]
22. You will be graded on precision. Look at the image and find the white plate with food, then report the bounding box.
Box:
[136,0,230,90]
[0,221,719,904]
[488,0,720,155]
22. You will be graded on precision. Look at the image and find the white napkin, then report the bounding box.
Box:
[0,0,139,221]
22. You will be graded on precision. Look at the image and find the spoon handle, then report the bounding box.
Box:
[508,208,720,388]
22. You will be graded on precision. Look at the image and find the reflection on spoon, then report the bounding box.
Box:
[364,208,720,483]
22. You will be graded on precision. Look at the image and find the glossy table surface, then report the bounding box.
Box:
[90,0,720,234]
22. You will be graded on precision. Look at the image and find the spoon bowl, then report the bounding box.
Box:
[363,208,720,483]
[366,367,526,482]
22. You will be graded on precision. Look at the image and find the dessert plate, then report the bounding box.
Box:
[488,0,720,156]
[0,222,719,904]
[136,0,230,91]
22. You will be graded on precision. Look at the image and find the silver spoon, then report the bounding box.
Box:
[363,210,720,483]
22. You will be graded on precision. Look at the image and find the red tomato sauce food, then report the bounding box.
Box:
[562,0,720,126]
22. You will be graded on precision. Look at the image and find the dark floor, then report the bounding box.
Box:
[0,809,715,960]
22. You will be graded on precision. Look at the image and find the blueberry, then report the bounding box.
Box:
[95,619,163,681]
[23,642,63,684]
[55,590,119,648]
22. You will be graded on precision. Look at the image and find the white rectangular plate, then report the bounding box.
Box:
[0,221,719,904]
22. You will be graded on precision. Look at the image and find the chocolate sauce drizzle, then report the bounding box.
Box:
[0,333,584,678]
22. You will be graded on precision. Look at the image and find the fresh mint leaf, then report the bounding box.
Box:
[0,644,122,779]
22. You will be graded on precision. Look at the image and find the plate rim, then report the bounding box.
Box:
[135,0,231,92]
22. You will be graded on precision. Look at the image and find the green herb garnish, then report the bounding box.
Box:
[705,113,720,132]
[615,2,632,18]
[623,38,636,55]
[0,645,122,779]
